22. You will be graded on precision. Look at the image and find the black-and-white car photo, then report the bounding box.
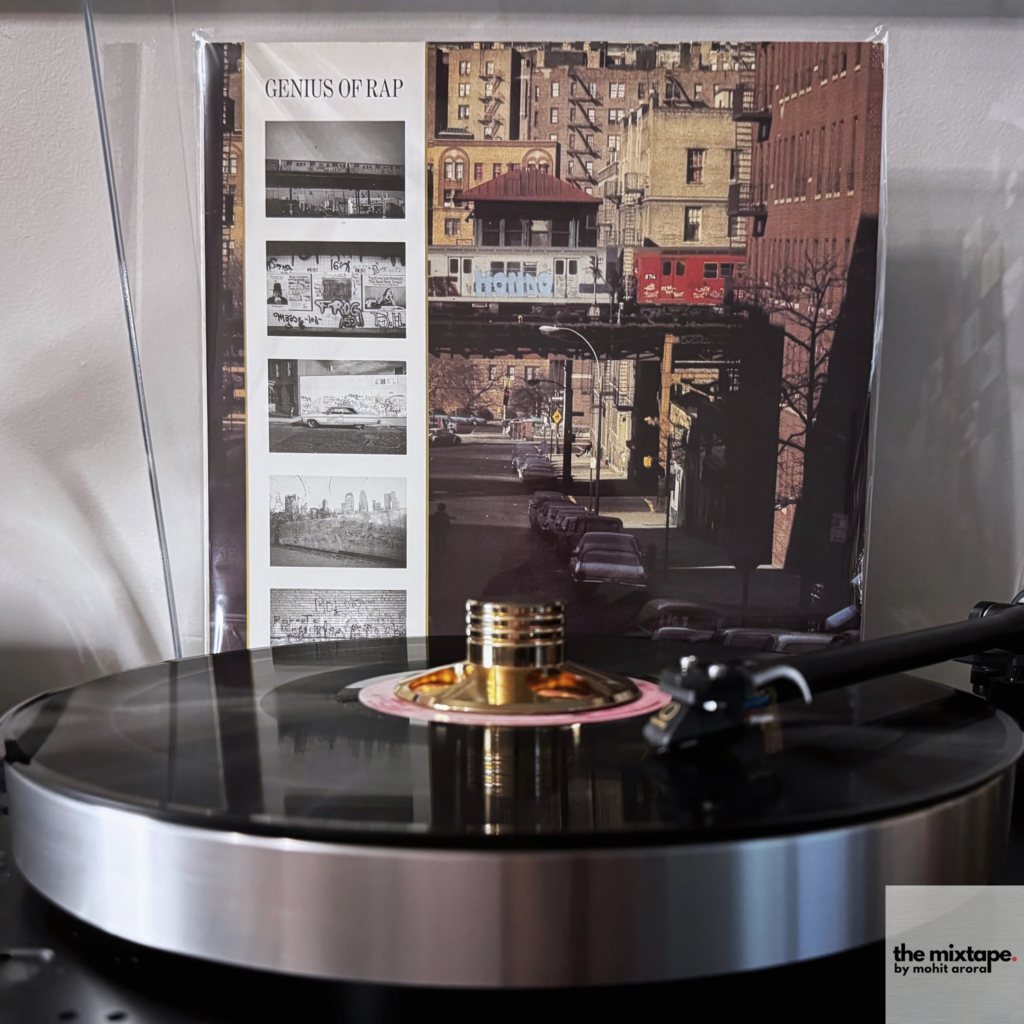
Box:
[265,120,405,219]
[269,359,407,454]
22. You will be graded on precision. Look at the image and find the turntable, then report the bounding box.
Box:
[2,598,1024,1018]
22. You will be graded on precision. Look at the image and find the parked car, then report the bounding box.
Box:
[521,465,559,490]
[546,506,596,540]
[556,516,624,556]
[429,428,462,446]
[571,549,648,589]
[528,492,565,530]
[536,501,580,535]
[511,444,543,474]
[571,532,641,563]
[301,406,381,429]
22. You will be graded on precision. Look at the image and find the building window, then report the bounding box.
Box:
[483,124,494,139]
[506,365,515,380]
[570,81,577,97]
[507,163,517,172]
[485,60,495,75]
[610,82,625,98]
[608,109,625,123]
[816,125,825,195]
[570,105,577,122]
[459,60,471,75]
[458,83,470,97]
[535,85,540,100]
[474,162,484,181]
[485,80,495,97]
[694,83,702,99]
[551,81,560,98]
[493,163,502,176]
[454,160,464,180]
[444,218,461,236]
[840,50,848,75]
[589,82,598,97]
[458,104,469,120]
[585,161,594,177]
[550,133,558,142]
[550,108,559,123]
[525,366,539,381]
[684,207,702,241]
[855,42,862,69]
[443,189,455,207]
[569,134,577,151]
[587,108,597,124]
[488,365,497,380]
[567,159,575,175]
[638,83,645,99]
[686,149,705,185]
[608,134,620,152]
[729,149,740,182]
[444,160,454,179]
[848,117,857,192]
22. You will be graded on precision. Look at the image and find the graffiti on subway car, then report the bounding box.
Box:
[427,248,610,304]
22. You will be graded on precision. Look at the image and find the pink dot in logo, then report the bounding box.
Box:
[1014,957,1018,962]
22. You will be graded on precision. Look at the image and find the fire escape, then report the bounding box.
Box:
[728,73,769,239]
[566,69,602,186]
[478,70,504,139]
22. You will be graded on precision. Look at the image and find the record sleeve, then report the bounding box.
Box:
[200,35,887,652]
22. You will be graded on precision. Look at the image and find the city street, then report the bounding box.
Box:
[428,435,745,636]
[270,419,406,455]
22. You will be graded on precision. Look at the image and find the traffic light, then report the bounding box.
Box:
[503,387,510,402]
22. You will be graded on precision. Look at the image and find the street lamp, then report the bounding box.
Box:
[539,325,605,514]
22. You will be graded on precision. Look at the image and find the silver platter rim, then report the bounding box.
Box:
[6,764,1015,988]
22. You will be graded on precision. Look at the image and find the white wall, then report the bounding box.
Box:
[3,4,1024,709]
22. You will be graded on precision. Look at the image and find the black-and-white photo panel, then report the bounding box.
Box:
[268,359,407,455]
[265,120,405,219]
[267,242,406,336]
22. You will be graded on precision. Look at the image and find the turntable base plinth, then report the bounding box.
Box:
[2,637,1020,988]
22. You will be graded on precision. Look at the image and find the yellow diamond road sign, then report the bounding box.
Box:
[551,410,562,424]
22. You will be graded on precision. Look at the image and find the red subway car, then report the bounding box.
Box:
[632,248,745,307]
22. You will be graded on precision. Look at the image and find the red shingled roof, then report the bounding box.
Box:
[457,168,601,205]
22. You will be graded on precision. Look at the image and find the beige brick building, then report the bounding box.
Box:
[599,101,749,259]
[427,140,559,245]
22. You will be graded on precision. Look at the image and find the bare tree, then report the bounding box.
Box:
[755,247,844,508]
[428,356,502,416]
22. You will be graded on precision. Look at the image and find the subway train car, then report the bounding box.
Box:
[631,248,746,307]
[427,247,614,318]
[265,159,404,177]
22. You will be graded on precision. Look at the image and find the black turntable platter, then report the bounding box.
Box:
[0,636,1020,993]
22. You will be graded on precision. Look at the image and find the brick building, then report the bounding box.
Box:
[427,139,559,244]
[517,41,754,194]
[732,40,883,603]
[430,43,523,141]
[599,99,749,259]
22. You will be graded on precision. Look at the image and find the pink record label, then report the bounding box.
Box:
[357,674,671,727]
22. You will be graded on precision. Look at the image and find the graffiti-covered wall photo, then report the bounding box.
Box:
[266,241,406,336]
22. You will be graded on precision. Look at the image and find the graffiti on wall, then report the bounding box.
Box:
[267,251,406,336]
